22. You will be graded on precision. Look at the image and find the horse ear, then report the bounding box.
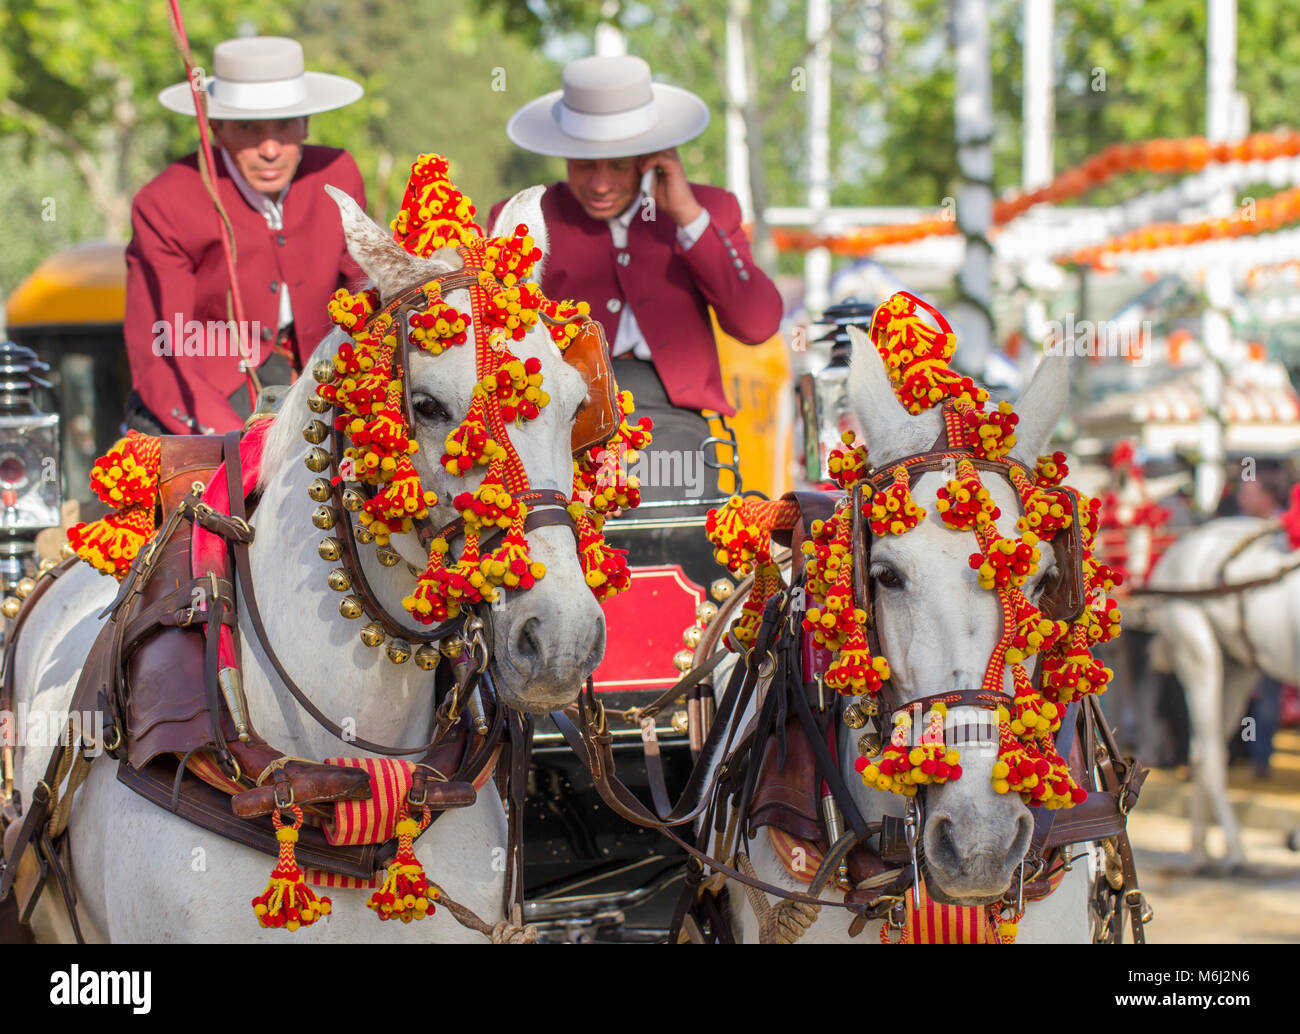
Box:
[489,185,549,284]
[1009,350,1070,467]
[324,185,452,300]
[847,325,940,463]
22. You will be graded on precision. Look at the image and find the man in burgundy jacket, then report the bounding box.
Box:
[495,56,783,500]
[125,37,366,435]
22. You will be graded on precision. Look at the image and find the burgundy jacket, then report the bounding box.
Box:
[489,182,782,416]
[124,145,367,434]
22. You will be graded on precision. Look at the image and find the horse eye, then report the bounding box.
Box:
[870,563,905,590]
[412,394,450,423]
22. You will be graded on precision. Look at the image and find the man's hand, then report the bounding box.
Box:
[639,149,703,228]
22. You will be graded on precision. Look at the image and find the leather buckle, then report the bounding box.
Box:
[273,781,295,810]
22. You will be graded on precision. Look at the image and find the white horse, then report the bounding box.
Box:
[1140,519,1299,869]
[11,185,605,942]
[704,333,1094,943]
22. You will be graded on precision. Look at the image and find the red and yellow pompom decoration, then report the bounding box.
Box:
[317,153,647,631]
[1034,451,1069,487]
[866,292,988,414]
[539,297,592,349]
[965,401,1019,460]
[67,431,162,578]
[855,705,962,796]
[969,531,1041,591]
[826,431,870,489]
[935,463,1000,532]
[251,807,332,931]
[868,466,925,535]
[367,801,440,923]
[704,496,801,648]
[390,154,482,255]
[575,509,630,602]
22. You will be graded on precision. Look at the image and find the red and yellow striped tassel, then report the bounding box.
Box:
[251,807,332,931]
[367,801,440,923]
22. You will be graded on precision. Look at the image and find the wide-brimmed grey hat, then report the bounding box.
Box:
[507,55,709,159]
[158,36,363,120]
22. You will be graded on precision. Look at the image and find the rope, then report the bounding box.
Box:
[735,852,821,944]
[48,724,93,839]
[164,0,259,409]
[433,886,539,944]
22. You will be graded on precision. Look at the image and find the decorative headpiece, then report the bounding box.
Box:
[706,292,1122,810]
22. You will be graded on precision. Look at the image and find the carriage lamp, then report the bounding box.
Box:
[0,341,61,591]
[797,300,876,483]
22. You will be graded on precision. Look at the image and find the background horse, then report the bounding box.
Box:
[1140,520,1299,869]
[12,185,604,942]
[705,333,1094,943]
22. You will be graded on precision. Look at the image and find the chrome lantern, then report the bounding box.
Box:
[796,299,876,483]
[0,341,61,590]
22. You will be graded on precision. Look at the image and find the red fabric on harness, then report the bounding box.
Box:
[189,419,271,668]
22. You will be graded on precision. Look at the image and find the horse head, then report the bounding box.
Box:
[847,319,1072,906]
[262,177,604,716]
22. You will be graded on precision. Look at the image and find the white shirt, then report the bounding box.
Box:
[220,148,294,330]
[607,196,711,360]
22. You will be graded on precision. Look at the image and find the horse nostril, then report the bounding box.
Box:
[515,617,543,663]
[930,814,959,871]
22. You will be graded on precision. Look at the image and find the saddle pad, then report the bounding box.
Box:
[309,753,502,890]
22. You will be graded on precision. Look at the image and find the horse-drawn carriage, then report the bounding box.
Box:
[0,159,1150,945]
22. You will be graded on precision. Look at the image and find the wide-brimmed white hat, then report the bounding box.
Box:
[507,55,709,159]
[158,36,362,120]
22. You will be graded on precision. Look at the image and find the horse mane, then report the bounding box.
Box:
[257,325,347,492]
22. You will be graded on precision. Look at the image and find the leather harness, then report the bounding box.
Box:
[555,425,1152,943]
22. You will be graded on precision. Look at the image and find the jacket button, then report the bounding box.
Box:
[261,326,273,341]
[739,270,750,281]
[277,234,286,246]
[617,252,630,267]
[734,258,745,269]
[606,299,622,314]
[270,281,279,292]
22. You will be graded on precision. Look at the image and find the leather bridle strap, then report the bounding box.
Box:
[428,489,577,552]
[551,708,879,912]
[224,432,465,756]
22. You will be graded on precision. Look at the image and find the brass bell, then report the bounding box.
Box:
[338,595,364,619]
[312,359,337,383]
[327,568,352,592]
[386,638,412,664]
[318,537,343,562]
[15,577,36,599]
[307,392,331,414]
[304,447,332,473]
[1,597,21,619]
[843,703,869,730]
[312,505,337,530]
[38,557,58,575]
[307,478,332,503]
[341,488,365,512]
[59,543,77,560]
[414,644,441,670]
[857,729,883,757]
[355,526,375,545]
[671,710,689,734]
[441,637,467,658]
[360,622,386,648]
[376,547,401,567]
[710,578,734,602]
[302,420,329,444]
[696,600,718,624]
[682,625,703,648]
[673,649,694,672]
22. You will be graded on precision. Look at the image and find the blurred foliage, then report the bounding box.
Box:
[7,0,1300,307]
